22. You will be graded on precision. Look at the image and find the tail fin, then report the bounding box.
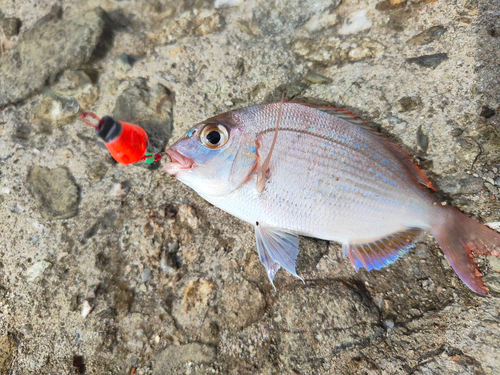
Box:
[431,206,500,295]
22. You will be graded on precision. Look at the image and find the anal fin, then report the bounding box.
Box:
[255,222,303,288]
[343,228,423,271]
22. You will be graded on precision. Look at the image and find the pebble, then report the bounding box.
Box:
[214,0,244,8]
[416,125,429,152]
[406,53,449,69]
[339,9,372,35]
[303,71,332,84]
[303,13,338,33]
[397,96,422,112]
[114,53,134,79]
[81,300,93,318]
[479,105,496,119]
[436,175,484,195]
[141,268,152,283]
[28,166,80,220]
[110,183,129,198]
[407,25,447,46]
[33,94,80,128]
[386,117,408,134]
[25,260,51,282]
[0,17,21,38]
[177,205,199,230]
[293,38,384,64]
[51,70,99,109]
[153,343,216,375]
[383,319,395,329]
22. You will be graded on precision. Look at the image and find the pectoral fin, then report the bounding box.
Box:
[255,222,303,288]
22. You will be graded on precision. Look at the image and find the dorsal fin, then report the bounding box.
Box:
[379,138,437,191]
[287,101,367,125]
[288,101,437,191]
[343,228,424,271]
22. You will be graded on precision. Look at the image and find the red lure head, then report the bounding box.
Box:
[96,116,149,165]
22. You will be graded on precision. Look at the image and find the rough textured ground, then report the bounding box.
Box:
[0,0,499,374]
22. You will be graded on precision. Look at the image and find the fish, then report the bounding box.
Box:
[164,101,500,295]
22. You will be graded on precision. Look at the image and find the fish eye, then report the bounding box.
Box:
[200,123,229,149]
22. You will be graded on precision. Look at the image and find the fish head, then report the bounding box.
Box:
[164,114,257,197]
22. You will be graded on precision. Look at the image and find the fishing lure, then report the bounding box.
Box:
[80,112,162,165]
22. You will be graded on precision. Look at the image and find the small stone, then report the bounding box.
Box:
[302,12,338,33]
[33,95,80,128]
[406,53,448,69]
[28,166,80,220]
[51,70,99,109]
[376,0,407,11]
[436,174,484,195]
[153,343,216,375]
[415,244,428,256]
[214,0,244,8]
[480,105,496,119]
[303,71,332,84]
[407,25,447,46]
[141,268,152,283]
[347,40,385,62]
[13,122,32,140]
[397,96,422,112]
[110,183,129,198]
[293,38,383,65]
[233,59,245,78]
[177,205,199,230]
[416,125,429,152]
[485,182,498,196]
[25,260,51,282]
[0,335,16,374]
[0,17,21,38]
[160,251,178,274]
[81,300,93,318]
[0,8,106,107]
[383,319,395,329]
[339,9,372,35]
[87,161,108,183]
[194,10,223,36]
[387,117,408,134]
[114,53,134,79]
[235,19,258,36]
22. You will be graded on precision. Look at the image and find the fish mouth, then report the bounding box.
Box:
[164,148,194,175]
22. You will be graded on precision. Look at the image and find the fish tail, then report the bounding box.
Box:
[431,206,500,295]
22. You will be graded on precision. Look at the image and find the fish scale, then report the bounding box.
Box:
[165,101,500,295]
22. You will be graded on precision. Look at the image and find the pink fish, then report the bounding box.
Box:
[164,101,500,295]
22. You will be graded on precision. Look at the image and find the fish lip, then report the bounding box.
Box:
[164,148,194,174]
